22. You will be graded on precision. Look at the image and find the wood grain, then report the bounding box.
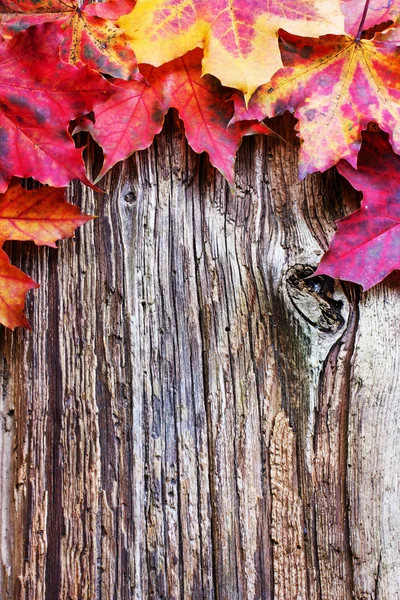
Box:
[0,112,398,599]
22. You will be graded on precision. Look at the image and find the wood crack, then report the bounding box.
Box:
[313,283,360,599]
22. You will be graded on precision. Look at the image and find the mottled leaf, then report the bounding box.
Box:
[0,248,39,330]
[315,130,400,289]
[233,30,400,178]
[80,49,274,186]
[85,0,136,20]
[0,0,138,79]
[0,0,68,17]
[0,22,114,191]
[0,0,73,35]
[0,182,93,247]
[60,11,138,79]
[341,0,400,35]
[119,0,345,101]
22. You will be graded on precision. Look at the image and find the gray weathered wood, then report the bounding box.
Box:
[0,112,399,599]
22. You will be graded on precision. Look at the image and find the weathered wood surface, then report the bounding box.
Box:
[0,112,399,599]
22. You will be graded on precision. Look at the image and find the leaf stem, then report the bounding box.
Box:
[355,0,371,41]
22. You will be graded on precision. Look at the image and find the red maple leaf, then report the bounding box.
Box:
[0,22,114,191]
[78,49,275,187]
[0,0,138,79]
[315,130,400,290]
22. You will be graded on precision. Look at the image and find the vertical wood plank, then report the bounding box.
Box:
[0,112,397,600]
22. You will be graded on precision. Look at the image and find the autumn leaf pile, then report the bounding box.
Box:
[0,0,399,328]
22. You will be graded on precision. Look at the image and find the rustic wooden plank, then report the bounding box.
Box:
[270,412,307,599]
[347,280,400,599]
[0,112,398,600]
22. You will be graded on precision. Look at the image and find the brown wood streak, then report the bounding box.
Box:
[313,283,359,599]
[0,111,399,599]
[270,412,307,599]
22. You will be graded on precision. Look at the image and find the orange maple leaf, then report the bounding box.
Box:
[0,182,94,247]
[0,249,39,330]
[0,182,93,329]
[118,0,345,102]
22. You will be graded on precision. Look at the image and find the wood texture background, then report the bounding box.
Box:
[0,112,399,599]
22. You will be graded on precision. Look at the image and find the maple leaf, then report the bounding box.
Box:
[74,77,165,181]
[315,130,400,290]
[0,0,69,24]
[0,0,138,79]
[232,30,400,178]
[0,248,39,330]
[0,22,114,191]
[118,0,345,102]
[78,49,274,187]
[85,0,136,21]
[0,181,92,329]
[0,182,94,247]
[341,0,400,36]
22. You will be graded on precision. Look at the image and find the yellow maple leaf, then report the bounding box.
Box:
[119,0,345,101]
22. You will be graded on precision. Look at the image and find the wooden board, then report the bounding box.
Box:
[0,112,399,599]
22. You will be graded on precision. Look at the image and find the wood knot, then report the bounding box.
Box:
[285,264,345,334]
